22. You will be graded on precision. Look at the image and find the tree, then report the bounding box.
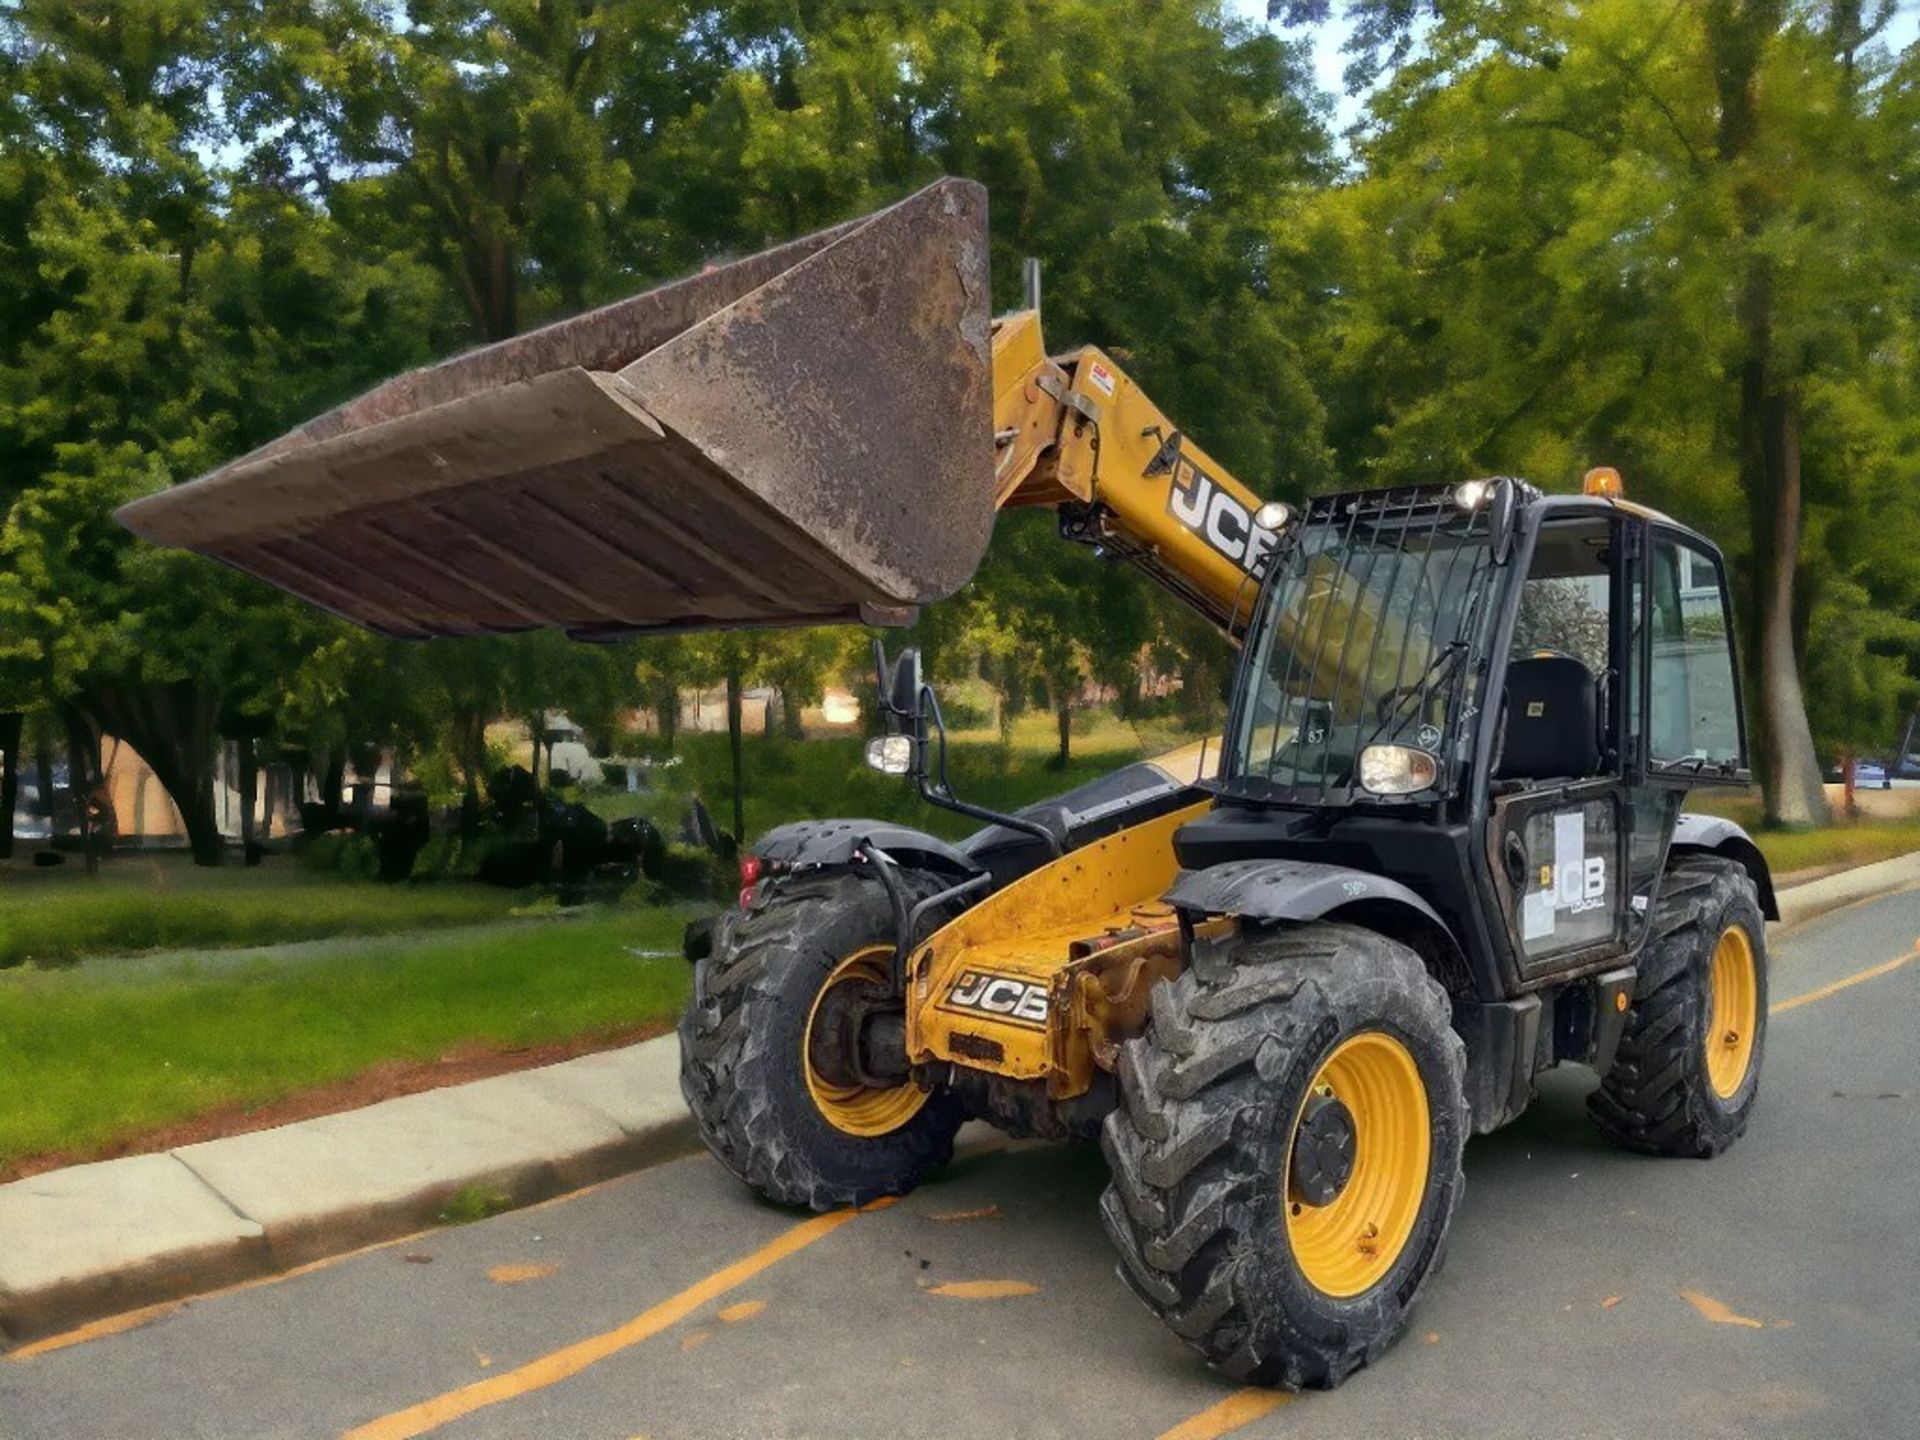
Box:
[1287,0,1920,824]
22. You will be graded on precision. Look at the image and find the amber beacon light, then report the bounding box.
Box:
[1582,465,1624,499]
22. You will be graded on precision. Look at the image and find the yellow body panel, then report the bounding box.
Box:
[906,801,1211,1085]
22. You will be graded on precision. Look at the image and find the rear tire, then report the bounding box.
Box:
[1100,923,1467,1389]
[679,868,964,1210]
[1589,857,1766,1157]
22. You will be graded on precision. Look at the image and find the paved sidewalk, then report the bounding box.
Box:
[4,846,1915,1350]
[0,1036,694,1345]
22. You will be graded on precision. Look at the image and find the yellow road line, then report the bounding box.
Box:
[1771,942,1920,1014]
[341,1200,891,1440]
[1156,1386,1291,1440]
[7,1227,438,1362]
[10,1167,658,1362]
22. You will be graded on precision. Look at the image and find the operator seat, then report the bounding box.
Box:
[1496,655,1600,781]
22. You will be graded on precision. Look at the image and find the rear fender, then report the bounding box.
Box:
[1670,813,1779,920]
[755,818,982,882]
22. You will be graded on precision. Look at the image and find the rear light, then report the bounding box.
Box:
[738,853,763,909]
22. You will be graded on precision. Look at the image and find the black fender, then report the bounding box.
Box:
[1671,812,1778,920]
[754,817,983,882]
[1164,858,1470,990]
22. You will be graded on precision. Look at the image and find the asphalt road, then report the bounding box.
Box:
[5,889,1918,1440]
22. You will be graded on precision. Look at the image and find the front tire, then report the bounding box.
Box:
[1589,856,1766,1157]
[679,868,964,1210]
[1100,923,1467,1389]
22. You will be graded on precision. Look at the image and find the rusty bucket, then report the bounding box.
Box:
[116,179,996,638]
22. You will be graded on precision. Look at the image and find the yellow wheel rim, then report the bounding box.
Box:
[803,945,929,1138]
[1284,1031,1430,1299]
[1705,924,1758,1100]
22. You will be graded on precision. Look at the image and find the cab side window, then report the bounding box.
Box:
[1647,535,1742,769]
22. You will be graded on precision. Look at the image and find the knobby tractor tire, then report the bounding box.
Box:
[1589,856,1766,1157]
[678,868,964,1211]
[1099,922,1467,1389]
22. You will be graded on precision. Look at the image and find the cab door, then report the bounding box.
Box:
[1483,513,1635,982]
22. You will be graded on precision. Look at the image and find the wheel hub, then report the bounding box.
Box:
[1288,1090,1358,1207]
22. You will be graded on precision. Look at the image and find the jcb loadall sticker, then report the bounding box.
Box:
[942,970,1050,1029]
[1522,807,1613,948]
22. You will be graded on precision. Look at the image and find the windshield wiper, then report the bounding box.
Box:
[1366,640,1468,747]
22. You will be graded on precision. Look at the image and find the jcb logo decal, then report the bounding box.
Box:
[942,970,1049,1029]
[1166,458,1279,580]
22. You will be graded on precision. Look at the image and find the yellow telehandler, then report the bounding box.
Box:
[122,179,1777,1388]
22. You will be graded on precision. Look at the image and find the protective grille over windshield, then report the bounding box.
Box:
[1227,487,1497,804]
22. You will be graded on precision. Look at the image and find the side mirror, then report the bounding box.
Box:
[1487,479,1518,564]
[866,641,927,777]
[888,647,923,726]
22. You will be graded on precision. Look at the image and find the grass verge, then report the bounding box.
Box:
[0,853,526,969]
[1748,815,1920,878]
[0,905,691,1176]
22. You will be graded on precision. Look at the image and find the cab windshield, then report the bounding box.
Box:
[1224,489,1497,805]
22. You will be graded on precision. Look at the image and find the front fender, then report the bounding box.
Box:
[1164,858,1470,989]
[1165,858,1447,929]
[755,817,982,881]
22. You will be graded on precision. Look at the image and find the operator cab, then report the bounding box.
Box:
[1180,476,1751,1000]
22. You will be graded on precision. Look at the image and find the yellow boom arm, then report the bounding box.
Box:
[989,310,1277,637]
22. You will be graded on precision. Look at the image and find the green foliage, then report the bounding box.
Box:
[437,1183,517,1226]
[3,0,1914,851]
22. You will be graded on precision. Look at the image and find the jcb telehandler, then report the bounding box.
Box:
[121,179,1775,1388]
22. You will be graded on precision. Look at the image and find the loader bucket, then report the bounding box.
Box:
[115,179,995,639]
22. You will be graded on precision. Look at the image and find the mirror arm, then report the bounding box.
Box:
[913,685,1062,858]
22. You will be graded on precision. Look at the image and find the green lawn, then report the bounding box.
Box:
[0,904,692,1173]
[604,709,1210,843]
[1678,790,1920,878]
[0,852,526,969]
[1742,815,1920,878]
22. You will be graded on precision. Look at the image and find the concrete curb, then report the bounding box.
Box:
[0,1033,697,1348]
[6,848,1919,1351]
[1770,849,1920,932]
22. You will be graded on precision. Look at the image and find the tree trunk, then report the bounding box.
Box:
[1055,696,1072,767]
[32,730,55,834]
[1738,347,1830,827]
[778,685,807,740]
[726,662,745,841]
[1711,1,1827,829]
[323,749,346,818]
[83,680,225,865]
[62,709,102,874]
[237,736,259,860]
[656,685,679,754]
[0,712,20,860]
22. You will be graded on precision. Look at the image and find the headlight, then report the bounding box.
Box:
[1253,500,1292,531]
[1453,478,1492,511]
[865,734,914,775]
[1358,744,1438,795]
